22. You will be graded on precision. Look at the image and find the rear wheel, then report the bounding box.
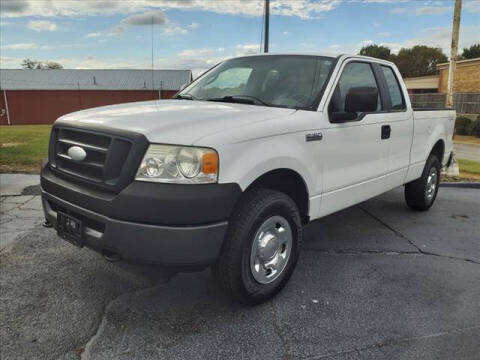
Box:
[405,154,441,211]
[212,189,302,305]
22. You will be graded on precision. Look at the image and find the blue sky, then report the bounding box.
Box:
[1,0,479,75]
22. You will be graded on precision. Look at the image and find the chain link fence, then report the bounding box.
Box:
[409,93,480,114]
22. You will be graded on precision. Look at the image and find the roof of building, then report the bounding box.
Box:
[403,75,439,90]
[437,57,480,69]
[0,69,192,91]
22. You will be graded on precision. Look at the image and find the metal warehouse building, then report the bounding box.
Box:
[0,69,192,125]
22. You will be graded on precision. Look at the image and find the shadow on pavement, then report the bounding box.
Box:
[1,187,479,360]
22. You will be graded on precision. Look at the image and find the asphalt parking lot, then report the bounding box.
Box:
[1,177,479,360]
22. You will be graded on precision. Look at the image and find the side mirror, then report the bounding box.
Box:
[330,112,357,123]
[330,87,378,123]
[345,87,378,113]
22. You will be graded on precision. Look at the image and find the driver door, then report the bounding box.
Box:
[319,60,390,216]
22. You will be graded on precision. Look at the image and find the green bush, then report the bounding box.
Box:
[471,116,480,137]
[455,116,473,135]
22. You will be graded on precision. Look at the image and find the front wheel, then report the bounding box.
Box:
[405,154,441,211]
[212,189,302,305]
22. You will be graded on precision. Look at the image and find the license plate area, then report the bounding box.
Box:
[57,211,84,247]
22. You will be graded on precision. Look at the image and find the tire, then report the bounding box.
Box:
[212,188,302,305]
[405,154,441,211]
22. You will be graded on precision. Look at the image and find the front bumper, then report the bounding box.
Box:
[41,164,242,266]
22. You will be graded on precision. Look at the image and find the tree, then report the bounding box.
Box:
[21,58,39,69]
[461,43,480,60]
[44,61,63,69]
[359,44,391,60]
[392,45,447,78]
[21,58,63,69]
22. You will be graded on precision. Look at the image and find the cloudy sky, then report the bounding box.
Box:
[1,0,479,75]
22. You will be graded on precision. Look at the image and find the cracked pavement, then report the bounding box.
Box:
[1,175,479,360]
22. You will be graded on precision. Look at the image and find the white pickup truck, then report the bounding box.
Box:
[41,53,455,304]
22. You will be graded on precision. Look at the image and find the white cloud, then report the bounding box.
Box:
[163,23,188,35]
[464,0,480,13]
[355,25,480,55]
[0,56,23,68]
[283,31,288,35]
[391,5,453,16]
[122,10,167,26]
[236,44,261,56]
[3,43,38,50]
[27,20,57,32]
[415,6,452,15]
[178,48,224,57]
[359,40,374,47]
[390,7,408,14]
[85,10,188,38]
[1,0,339,19]
[188,22,200,29]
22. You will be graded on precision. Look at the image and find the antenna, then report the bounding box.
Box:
[151,16,154,96]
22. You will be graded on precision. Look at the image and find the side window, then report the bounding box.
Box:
[381,66,406,110]
[329,62,381,118]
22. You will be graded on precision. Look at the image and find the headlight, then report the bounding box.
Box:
[135,144,218,184]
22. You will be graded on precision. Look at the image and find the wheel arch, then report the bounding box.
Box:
[246,168,310,224]
[430,139,445,164]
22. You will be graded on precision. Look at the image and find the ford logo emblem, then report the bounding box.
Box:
[67,146,87,161]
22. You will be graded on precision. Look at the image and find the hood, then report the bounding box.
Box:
[57,99,296,145]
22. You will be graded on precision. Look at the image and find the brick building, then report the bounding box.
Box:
[403,58,480,113]
[437,58,480,93]
[0,69,192,125]
[404,58,480,94]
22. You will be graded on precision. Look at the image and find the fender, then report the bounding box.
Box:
[217,135,318,195]
[424,123,446,163]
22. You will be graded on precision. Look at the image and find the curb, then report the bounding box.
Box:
[440,182,480,189]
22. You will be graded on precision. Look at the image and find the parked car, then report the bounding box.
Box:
[41,54,455,304]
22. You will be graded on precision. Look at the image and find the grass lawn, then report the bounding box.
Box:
[457,158,480,177]
[0,125,51,173]
[1,124,480,181]
[454,135,480,145]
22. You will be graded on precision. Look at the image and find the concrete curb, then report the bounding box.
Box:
[440,182,480,189]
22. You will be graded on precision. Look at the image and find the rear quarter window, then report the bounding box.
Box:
[381,66,406,110]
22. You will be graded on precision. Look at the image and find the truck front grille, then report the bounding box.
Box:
[49,125,148,193]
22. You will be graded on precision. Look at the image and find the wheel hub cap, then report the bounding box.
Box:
[250,216,292,284]
[425,167,438,203]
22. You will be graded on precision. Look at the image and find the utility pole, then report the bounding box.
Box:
[446,0,462,108]
[264,0,270,53]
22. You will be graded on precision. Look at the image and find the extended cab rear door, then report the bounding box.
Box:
[376,64,413,181]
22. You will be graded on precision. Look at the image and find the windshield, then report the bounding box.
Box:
[179,55,336,110]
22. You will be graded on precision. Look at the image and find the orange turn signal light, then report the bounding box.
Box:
[202,152,218,174]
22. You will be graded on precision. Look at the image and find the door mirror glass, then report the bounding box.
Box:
[345,87,378,113]
[330,111,357,123]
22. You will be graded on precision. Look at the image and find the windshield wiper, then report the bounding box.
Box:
[205,95,273,107]
[175,93,196,100]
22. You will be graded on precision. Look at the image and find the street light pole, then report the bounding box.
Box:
[264,0,270,53]
[446,0,462,108]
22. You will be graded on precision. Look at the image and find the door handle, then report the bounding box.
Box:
[381,125,391,140]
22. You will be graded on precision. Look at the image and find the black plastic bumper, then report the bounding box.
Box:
[41,163,242,266]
